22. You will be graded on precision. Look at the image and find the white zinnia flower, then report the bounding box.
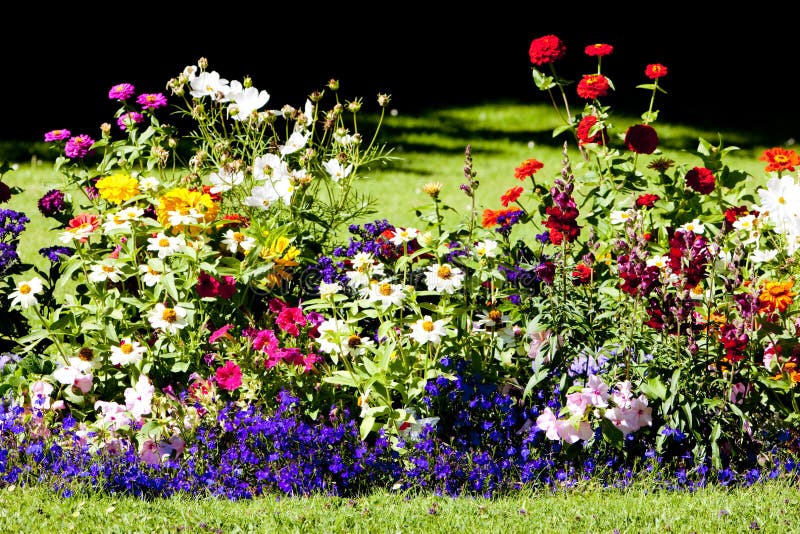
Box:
[147,232,186,259]
[139,264,162,287]
[677,218,705,235]
[424,263,465,294]
[138,176,160,192]
[409,315,447,345]
[389,227,419,245]
[102,211,132,233]
[8,277,43,308]
[147,303,189,334]
[365,280,405,308]
[88,261,123,283]
[109,338,147,366]
[474,239,499,259]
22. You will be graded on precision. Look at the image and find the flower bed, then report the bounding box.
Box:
[0,35,799,498]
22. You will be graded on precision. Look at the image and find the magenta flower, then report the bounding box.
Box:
[117,111,144,131]
[215,360,242,391]
[209,324,233,344]
[276,307,306,336]
[37,189,68,217]
[109,83,136,101]
[44,129,71,142]
[137,93,168,110]
[64,134,95,159]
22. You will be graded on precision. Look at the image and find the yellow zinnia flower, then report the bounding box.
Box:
[157,187,219,234]
[95,173,140,204]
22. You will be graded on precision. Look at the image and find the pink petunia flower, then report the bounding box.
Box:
[215,360,242,391]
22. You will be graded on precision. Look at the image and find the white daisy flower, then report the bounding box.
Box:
[757,174,800,234]
[147,232,186,259]
[220,229,256,254]
[88,261,123,283]
[109,338,147,366]
[409,315,448,345]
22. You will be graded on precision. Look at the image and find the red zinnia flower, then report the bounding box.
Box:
[500,186,524,207]
[215,360,243,391]
[576,115,606,146]
[514,158,544,181]
[685,166,716,194]
[576,74,610,100]
[644,64,668,79]
[624,124,659,154]
[635,193,660,209]
[760,147,800,172]
[572,263,593,285]
[584,43,613,57]
[528,35,566,66]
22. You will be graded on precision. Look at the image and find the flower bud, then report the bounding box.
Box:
[377,93,391,107]
[328,79,339,91]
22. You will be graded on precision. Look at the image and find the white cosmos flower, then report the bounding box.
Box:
[220,229,256,254]
[757,174,800,234]
[139,264,163,287]
[148,303,189,334]
[751,249,779,263]
[139,176,160,192]
[424,263,465,294]
[8,277,43,308]
[147,232,186,259]
[208,168,244,194]
[88,261,123,283]
[253,153,286,181]
[409,315,448,345]
[189,70,229,99]
[109,338,147,366]
[322,158,354,182]
[244,185,281,210]
[610,209,636,225]
[280,131,311,156]
[229,86,270,121]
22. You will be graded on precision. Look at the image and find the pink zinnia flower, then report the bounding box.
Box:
[137,93,168,110]
[44,129,71,142]
[64,134,95,159]
[215,360,242,391]
[117,111,144,131]
[109,83,136,101]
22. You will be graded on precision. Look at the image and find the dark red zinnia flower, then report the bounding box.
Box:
[584,43,613,57]
[37,189,68,217]
[576,74,611,100]
[685,166,716,194]
[528,35,566,66]
[644,63,668,79]
[624,124,659,154]
[635,193,660,209]
[0,182,11,204]
[572,263,593,285]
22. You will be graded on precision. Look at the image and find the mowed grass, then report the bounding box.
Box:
[1,480,798,533]
[3,102,799,529]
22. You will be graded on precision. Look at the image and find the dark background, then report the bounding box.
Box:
[2,8,797,145]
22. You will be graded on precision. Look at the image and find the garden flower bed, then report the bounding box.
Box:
[0,35,798,499]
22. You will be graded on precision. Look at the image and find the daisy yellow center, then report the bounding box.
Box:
[19,283,31,294]
[488,309,503,322]
[379,283,393,296]
[102,265,115,273]
[148,266,159,275]
[162,308,177,323]
[158,238,170,247]
[113,215,125,223]
[422,320,435,332]
[347,335,362,347]
[779,196,785,204]
[357,264,368,273]
[437,266,452,279]
[120,343,134,354]
[233,232,245,242]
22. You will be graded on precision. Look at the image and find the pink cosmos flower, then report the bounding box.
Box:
[215,360,242,391]
[137,93,168,110]
[108,83,136,101]
[64,134,95,159]
[44,129,71,142]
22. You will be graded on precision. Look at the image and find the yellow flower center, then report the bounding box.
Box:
[379,283,393,296]
[779,196,785,204]
[775,155,788,163]
[488,309,503,322]
[162,308,177,323]
[120,343,134,354]
[437,266,452,279]
[158,238,170,247]
[148,266,159,275]
[347,335,362,347]
[422,320,435,332]
[102,265,116,273]
[19,283,31,295]
[234,232,245,243]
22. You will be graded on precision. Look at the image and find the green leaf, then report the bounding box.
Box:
[359,415,376,441]
[640,376,667,400]
[532,68,556,91]
[322,371,358,387]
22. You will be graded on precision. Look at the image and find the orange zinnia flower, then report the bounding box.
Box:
[514,159,544,181]
[758,279,797,314]
[482,207,520,228]
[760,147,800,173]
